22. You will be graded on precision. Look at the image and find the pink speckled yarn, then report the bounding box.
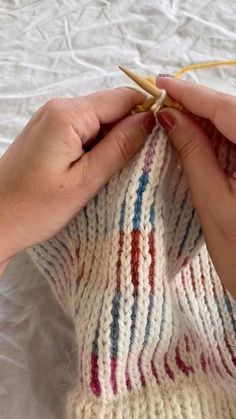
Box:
[29,122,236,419]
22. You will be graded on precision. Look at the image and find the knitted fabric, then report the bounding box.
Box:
[29,123,236,419]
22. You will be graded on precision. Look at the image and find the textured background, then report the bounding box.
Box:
[0,0,236,418]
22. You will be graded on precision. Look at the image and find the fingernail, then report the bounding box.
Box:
[142,112,156,134]
[157,73,174,78]
[157,111,175,133]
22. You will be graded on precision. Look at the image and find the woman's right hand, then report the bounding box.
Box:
[157,76,236,299]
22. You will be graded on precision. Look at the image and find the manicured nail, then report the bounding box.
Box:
[142,112,156,134]
[157,73,174,78]
[157,111,175,133]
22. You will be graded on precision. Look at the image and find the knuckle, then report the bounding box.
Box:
[115,86,144,105]
[216,92,232,112]
[44,98,63,111]
[212,92,232,124]
[74,99,90,114]
[42,98,68,128]
[43,98,64,118]
[113,129,134,161]
[72,100,100,137]
[177,138,199,160]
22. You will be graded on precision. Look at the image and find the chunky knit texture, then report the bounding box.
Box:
[29,123,236,418]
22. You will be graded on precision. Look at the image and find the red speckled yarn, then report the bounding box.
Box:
[29,122,236,418]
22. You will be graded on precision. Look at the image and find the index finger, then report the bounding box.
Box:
[65,87,146,145]
[71,87,146,124]
[157,77,236,143]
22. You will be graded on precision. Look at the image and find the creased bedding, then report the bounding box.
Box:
[1,1,236,418]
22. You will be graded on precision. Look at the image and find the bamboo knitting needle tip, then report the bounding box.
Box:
[119,66,162,98]
[119,66,183,111]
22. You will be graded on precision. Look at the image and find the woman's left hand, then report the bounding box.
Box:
[0,87,155,274]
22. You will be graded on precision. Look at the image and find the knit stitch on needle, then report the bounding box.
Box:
[29,120,236,418]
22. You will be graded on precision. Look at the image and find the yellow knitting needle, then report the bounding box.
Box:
[119,66,182,110]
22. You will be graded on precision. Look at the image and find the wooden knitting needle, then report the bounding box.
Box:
[119,66,183,110]
[119,66,162,98]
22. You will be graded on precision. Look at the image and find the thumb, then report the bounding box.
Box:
[157,108,229,213]
[72,111,155,199]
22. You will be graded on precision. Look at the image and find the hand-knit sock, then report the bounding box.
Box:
[29,124,236,419]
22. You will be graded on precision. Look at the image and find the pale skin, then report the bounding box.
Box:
[0,87,155,274]
[157,76,236,299]
[0,80,236,300]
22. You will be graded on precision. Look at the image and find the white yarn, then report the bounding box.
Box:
[152,88,167,114]
[28,125,236,418]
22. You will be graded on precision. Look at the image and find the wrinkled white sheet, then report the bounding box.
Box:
[0,1,236,418]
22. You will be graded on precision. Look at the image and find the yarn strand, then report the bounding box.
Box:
[120,59,236,113]
[174,59,236,79]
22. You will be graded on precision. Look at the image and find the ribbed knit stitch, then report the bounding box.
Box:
[29,123,236,418]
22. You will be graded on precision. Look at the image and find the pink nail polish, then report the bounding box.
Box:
[157,111,175,133]
[142,112,156,134]
[157,73,174,78]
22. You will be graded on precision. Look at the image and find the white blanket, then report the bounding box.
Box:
[1,1,236,418]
